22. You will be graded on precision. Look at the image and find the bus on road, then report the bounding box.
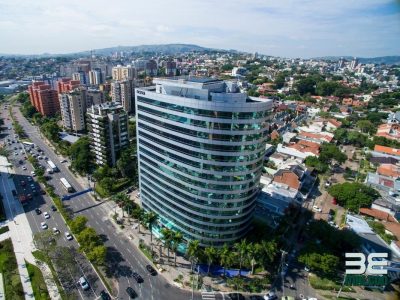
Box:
[47,160,58,172]
[22,141,35,148]
[60,178,73,193]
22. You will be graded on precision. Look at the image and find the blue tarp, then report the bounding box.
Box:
[62,188,93,201]
[196,264,250,277]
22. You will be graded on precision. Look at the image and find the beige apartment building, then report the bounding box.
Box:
[112,65,136,81]
[59,88,87,132]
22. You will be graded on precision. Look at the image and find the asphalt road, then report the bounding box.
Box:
[11,105,202,300]
[1,107,107,299]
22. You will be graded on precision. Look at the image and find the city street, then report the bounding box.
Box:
[10,105,201,300]
[1,106,107,299]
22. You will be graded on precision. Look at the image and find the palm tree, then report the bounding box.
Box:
[247,242,260,275]
[204,246,217,275]
[260,240,278,265]
[234,239,248,276]
[186,240,200,273]
[219,243,230,277]
[160,228,173,262]
[171,231,183,267]
[133,207,146,233]
[145,212,159,243]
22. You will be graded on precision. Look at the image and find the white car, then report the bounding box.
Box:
[31,171,36,177]
[312,205,322,213]
[60,159,67,163]
[65,232,73,240]
[53,227,60,235]
[40,222,48,229]
[22,166,27,170]
[43,212,50,219]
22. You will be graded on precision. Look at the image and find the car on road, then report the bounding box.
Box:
[146,264,157,276]
[126,287,137,299]
[263,292,278,300]
[40,222,48,229]
[52,228,60,235]
[65,232,73,240]
[312,205,322,213]
[100,290,111,300]
[51,205,57,211]
[35,208,42,215]
[228,293,245,300]
[43,212,50,219]
[132,272,143,283]
[78,276,90,290]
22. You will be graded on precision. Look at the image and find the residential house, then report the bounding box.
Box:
[376,123,400,141]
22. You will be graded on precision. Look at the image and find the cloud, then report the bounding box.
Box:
[0,0,398,57]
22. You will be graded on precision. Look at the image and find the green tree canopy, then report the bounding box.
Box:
[69,215,88,234]
[298,252,339,277]
[77,227,102,253]
[328,182,379,212]
[319,143,347,164]
[70,137,92,175]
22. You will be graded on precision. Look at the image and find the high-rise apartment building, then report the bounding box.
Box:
[112,65,136,81]
[135,77,273,247]
[28,81,60,116]
[57,78,80,93]
[87,103,129,166]
[59,88,87,132]
[111,80,135,113]
[72,71,87,85]
[88,68,103,85]
[86,89,105,107]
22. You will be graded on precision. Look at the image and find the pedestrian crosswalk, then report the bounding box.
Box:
[201,291,216,300]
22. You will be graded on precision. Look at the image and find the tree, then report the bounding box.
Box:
[172,231,183,267]
[295,77,317,95]
[304,156,328,173]
[87,245,107,265]
[133,207,146,233]
[298,252,339,277]
[259,240,278,265]
[160,228,173,262]
[145,212,159,243]
[356,120,375,134]
[316,81,340,96]
[33,231,59,259]
[77,227,102,253]
[319,143,347,165]
[116,147,137,179]
[70,137,92,175]
[247,242,259,275]
[187,240,201,273]
[274,73,286,89]
[234,239,248,276]
[204,246,217,275]
[328,182,379,212]
[99,177,113,194]
[219,243,231,277]
[69,215,88,234]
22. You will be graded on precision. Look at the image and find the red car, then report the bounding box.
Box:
[332,198,337,205]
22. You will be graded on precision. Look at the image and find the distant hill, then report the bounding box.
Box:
[73,44,216,56]
[314,56,400,65]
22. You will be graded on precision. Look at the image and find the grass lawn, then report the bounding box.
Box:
[32,250,68,300]
[0,239,24,299]
[26,260,50,300]
[309,274,354,292]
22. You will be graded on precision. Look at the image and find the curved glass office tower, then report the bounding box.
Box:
[135,77,273,246]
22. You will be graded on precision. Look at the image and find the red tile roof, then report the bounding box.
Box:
[374,145,400,157]
[359,208,397,222]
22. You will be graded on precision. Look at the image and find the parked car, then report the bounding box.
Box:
[40,222,48,229]
[51,205,57,211]
[78,276,90,290]
[43,212,50,219]
[65,232,73,240]
[126,287,137,299]
[35,208,42,215]
[312,205,322,213]
[100,290,111,300]
[146,264,157,276]
[132,272,143,283]
[53,228,60,235]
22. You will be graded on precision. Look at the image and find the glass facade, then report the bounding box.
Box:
[136,83,272,247]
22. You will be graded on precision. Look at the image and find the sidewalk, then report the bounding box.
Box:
[0,157,60,300]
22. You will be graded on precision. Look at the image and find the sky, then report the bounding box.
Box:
[0,0,399,58]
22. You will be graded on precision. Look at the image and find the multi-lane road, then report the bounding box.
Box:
[7,104,202,300]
